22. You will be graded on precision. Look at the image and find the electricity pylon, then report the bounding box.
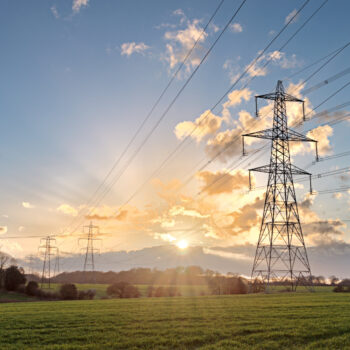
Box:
[54,249,60,276]
[242,80,318,292]
[39,236,58,289]
[25,254,36,275]
[79,222,101,273]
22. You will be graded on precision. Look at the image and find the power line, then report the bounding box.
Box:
[286,41,350,80]
[60,0,226,236]
[107,0,312,216]
[60,0,248,238]
[38,236,58,289]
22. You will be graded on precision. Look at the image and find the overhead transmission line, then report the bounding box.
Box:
[196,85,350,198]
[106,0,312,215]
[179,0,333,188]
[286,41,350,80]
[57,0,226,236]
[59,0,248,238]
[101,1,333,253]
[189,54,350,195]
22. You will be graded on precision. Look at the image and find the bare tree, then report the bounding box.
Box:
[0,252,11,289]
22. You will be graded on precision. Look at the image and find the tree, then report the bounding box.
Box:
[60,283,78,300]
[207,276,248,295]
[25,281,39,296]
[329,276,339,286]
[4,265,26,291]
[0,252,10,289]
[106,282,140,298]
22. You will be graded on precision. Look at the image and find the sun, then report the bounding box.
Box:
[176,239,188,250]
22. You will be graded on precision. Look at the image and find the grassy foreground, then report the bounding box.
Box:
[0,292,349,349]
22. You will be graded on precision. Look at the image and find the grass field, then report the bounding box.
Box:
[1,291,349,349]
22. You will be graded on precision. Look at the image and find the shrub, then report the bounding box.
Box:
[78,289,96,300]
[25,281,39,296]
[4,266,26,291]
[17,284,26,294]
[106,282,140,298]
[34,288,59,300]
[208,276,248,295]
[333,285,344,293]
[147,286,155,297]
[59,283,78,300]
[154,286,165,297]
[167,286,181,297]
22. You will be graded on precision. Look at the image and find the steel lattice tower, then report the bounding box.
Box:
[242,81,318,291]
[80,222,100,273]
[39,236,58,289]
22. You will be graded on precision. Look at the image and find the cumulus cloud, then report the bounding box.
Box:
[174,110,223,142]
[291,125,333,157]
[121,42,150,57]
[245,50,301,78]
[163,18,207,73]
[50,5,59,19]
[86,209,128,221]
[57,204,78,217]
[285,9,299,24]
[154,233,176,242]
[230,23,243,33]
[226,196,264,235]
[205,108,271,162]
[298,193,345,244]
[223,88,252,109]
[197,169,253,195]
[22,202,35,209]
[72,0,88,13]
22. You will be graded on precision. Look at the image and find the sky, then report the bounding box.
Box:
[1,0,350,277]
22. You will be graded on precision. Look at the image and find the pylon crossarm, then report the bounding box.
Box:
[249,163,311,176]
[243,127,316,142]
[287,128,316,142]
[243,128,274,140]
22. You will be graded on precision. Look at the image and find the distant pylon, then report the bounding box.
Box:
[242,80,319,292]
[39,236,58,289]
[79,222,101,273]
[25,254,36,275]
[54,249,60,276]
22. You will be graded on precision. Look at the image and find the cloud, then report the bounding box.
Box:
[230,23,243,33]
[291,125,333,157]
[50,5,59,19]
[154,233,177,242]
[203,247,250,261]
[226,196,264,235]
[205,108,271,163]
[197,169,253,195]
[223,88,252,109]
[0,226,7,235]
[57,204,78,217]
[173,9,186,24]
[163,18,207,74]
[174,110,223,142]
[298,193,345,244]
[121,42,150,57]
[22,202,35,209]
[86,209,128,221]
[72,0,88,13]
[285,9,299,24]
[307,125,333,156]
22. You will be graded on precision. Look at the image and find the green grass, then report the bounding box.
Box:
[0,291,350,349]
